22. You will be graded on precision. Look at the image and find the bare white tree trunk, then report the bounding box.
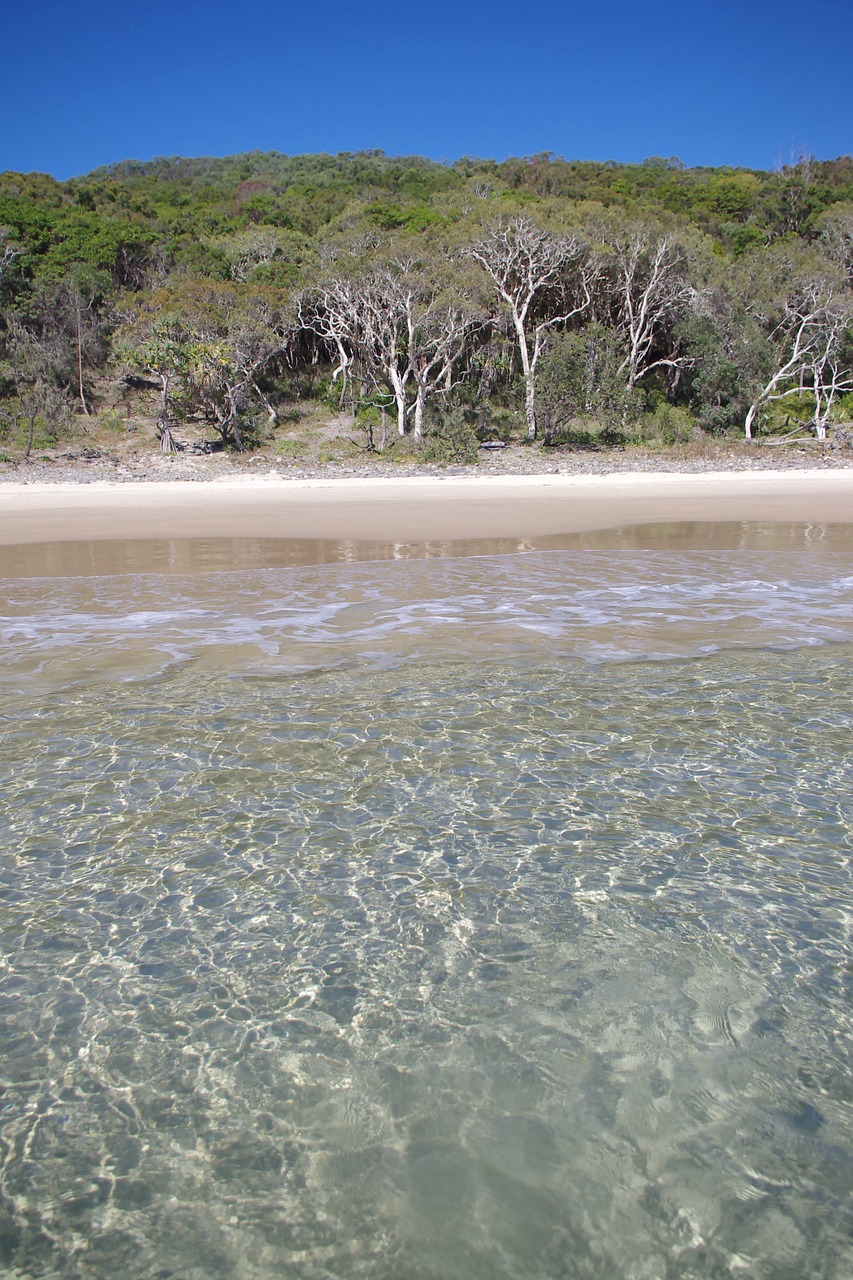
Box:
[387,366,409,436]
[597,231,694,389]
[251,379,278,425]
[467,218,593,441]
[743,286,852,438]
[514,316,536,440]
[413,383,427,439]
[301,263,477,440]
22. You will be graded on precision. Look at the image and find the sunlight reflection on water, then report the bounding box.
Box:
[0,533,851,1278]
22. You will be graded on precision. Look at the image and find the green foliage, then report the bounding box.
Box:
[678,303,772,435]
[420,403,480,464]
[536,326,642,443]
[640,403,696,445]
[366,202,445,233]
[350,401,390,451]
[2,147,852,452]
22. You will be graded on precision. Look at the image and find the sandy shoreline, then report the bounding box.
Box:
[1,470,851,549]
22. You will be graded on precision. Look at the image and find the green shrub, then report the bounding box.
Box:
[420,404,479,464]
[536,326,642,444]
[97,408,133,436]
[642,403,695,445]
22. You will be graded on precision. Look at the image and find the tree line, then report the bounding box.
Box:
[1,150,851,456]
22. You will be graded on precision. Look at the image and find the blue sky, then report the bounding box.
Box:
[2,0,850,178]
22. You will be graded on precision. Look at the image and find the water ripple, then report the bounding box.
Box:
[3,549,853,691]
[0,647,851,1277]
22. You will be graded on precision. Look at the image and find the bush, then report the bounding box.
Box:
[96,408,134,436]
[420,403,479,464]
[536,326,642,443]
[352,401,392,452]
[695,401,740,436]
[641,403,696,445]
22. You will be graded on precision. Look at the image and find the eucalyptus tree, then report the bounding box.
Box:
[807,300,853,438]
[297,278,358,409]
[50,266,113,417]
[300,253,481,439]
[405,258,484,438]
[0,229,21,286]
[743,278,852,439]
[208,226,306,285]
[593,227,695,390]
[465,217,595,440]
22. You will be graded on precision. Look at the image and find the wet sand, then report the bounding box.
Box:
[1,471,851,556]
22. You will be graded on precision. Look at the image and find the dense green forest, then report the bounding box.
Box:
[1,149,851,458]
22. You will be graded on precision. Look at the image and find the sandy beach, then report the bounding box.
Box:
[1,470,852,551]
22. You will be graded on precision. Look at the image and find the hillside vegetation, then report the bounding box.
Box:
[1,150,852,462]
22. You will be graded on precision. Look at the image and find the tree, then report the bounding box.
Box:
[768,152,827,240]
[0,228,21,286]
[536,325,642,442]
[466,217,594,440]
[66,268,105,416]
[300,256,480,439]
[403,262,482,439]
[121,285,295,451]
[123,316,191,452]
[4,317,72,459]
[178,284,295,449]
[678,296,768,435]
[743,279,853,439]
[47,267,113,417]
[209,226,304,285]
[595,228,695,390]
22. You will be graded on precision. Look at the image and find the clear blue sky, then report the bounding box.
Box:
[2,0,850,178]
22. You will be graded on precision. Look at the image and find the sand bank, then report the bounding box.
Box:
[1,470,851,550]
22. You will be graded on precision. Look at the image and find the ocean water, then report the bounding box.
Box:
[1,526,852,1279]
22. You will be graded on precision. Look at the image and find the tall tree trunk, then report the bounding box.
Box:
[24,411,36,460]
[513,318,537,440]
[413,381,427,439]
[228,391,245,451]
[76,303,90,417]
[158,373,175,452]
[523,375,536,441]
[388,368,408,436]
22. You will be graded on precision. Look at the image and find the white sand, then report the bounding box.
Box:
[0,470,851,546]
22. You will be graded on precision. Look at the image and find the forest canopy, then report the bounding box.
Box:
[1,149,851,457]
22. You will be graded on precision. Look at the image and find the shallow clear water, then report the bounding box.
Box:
[3,545,853,692]
[1,537,852,1279]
